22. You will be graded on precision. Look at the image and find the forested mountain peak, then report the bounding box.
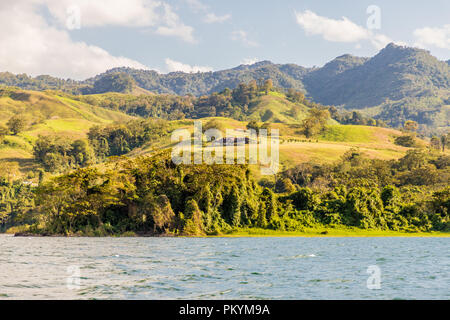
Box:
[304,42,449,106]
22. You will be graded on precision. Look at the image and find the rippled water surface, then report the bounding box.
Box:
[0,235,448,299]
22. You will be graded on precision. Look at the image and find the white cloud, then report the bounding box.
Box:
[44,0,160,28]
[155,3,196,43]
[0,1,149,80]
[0,0,200,79]
[370,34,394,50]
[185,0,231,24]
[42,0,196,43]
[241,58,260,65]
[204,13,231,24]
[295,10,369,43]
[44,0,195,43]
[414,25,450,50]
[165,58,212,73]
[294,10,404,50]
[231,30,259,47]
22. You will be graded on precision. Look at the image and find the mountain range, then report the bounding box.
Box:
[0,43,449,134]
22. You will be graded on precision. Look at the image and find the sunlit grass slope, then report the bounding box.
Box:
[132,117,412,174]
[0,88,133,173]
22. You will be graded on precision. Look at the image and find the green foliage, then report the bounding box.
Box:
[286,88,305,104]
[404,120,419,133]
[28,152,262,235]
[203,119,225,134]
[331,110,383,127]
[395,134,417,147]
[2,146,449,235]
[302,107,330,138]
[263,79,273,94]
[441,133,449,152]
[0,125,7,143]
[275,178,296,194]
[7,115,27,135]
[90,73,134,94]
[0,181,35,231]
[88,119,172,158]
[183,199,204,235]
[33,136,94,172]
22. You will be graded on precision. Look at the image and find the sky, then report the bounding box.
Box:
[0,0,449,80]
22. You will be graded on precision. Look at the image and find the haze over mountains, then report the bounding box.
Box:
[0,43,449,133]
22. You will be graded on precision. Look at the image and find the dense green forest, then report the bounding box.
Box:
[0,54,448,235]
[2,148,448,236]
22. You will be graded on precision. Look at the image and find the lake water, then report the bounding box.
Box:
[0,234,448,299]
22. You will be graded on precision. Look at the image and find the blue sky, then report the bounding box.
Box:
[1,0,449,79]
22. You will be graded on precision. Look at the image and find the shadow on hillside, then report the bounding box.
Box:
[1,157,38,173]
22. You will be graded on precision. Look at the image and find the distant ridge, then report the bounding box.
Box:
[0,43,449,133]
[87,62,309,96]
[303,43,450,108]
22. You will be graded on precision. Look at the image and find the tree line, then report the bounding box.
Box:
[6,147,448,236]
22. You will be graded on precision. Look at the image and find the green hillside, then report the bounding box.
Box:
[1,43,448,134]
[86,61,308,96]
[129,117,414,174]
[0,86,438,179]
[247,91,310,123]
[0,89,447,237]
[0,87,133,174]
[302,44,450,134]
[0,87,131,125]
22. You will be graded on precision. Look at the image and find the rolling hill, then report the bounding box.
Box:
[0,88,133,174]
[0,88,131,124]
[303,44,450,108]
[87,45,450,135]
[85,61,309,96]
[126,116,414,177]
[302,44,450,133]
[1,43,448,134]
[0,87,417,178]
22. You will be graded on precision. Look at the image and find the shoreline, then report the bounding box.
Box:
[9,227,450,238]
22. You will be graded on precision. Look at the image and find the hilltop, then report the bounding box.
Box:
[0,87,133,174]
[0,86,418,178]
[126,116,413,174]
[0,43,448,134]
[302,44,450,133]
[0,87,447,237]
[303,44,450,108]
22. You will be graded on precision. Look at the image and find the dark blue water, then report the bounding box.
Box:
[0,235,448,299]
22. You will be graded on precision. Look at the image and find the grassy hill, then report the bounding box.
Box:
[2,88,447,237]
[247,91,310,123]
[0,88,133,174]
[129,117,413,175]
[0,87,431,180]
[1,43,448,134]
[0,88,131,124]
